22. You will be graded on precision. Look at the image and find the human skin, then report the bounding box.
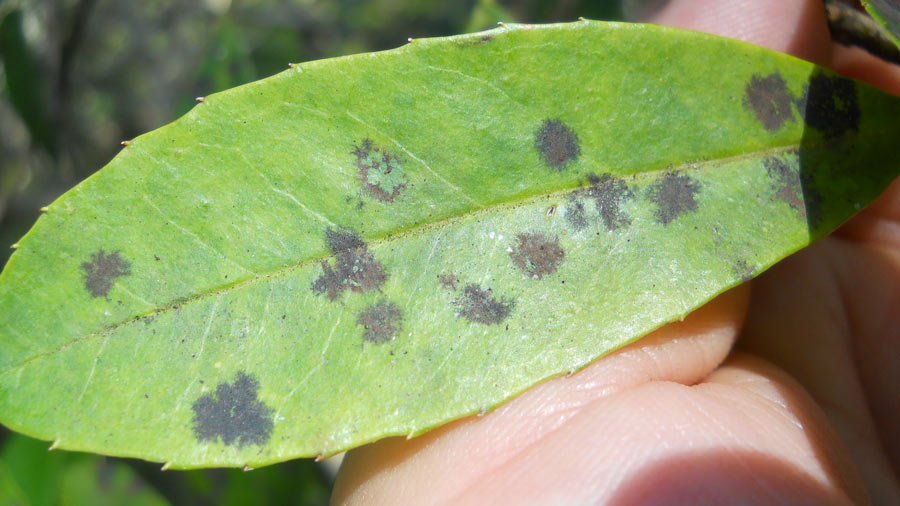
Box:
[331,1,900,504]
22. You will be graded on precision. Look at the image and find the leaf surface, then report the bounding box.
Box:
[863,0,900,47]
[2,21,900,468]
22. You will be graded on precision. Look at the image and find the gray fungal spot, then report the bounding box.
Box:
[535,119,581,171]
[438,272,459,291]
[764,157,804,215]
[797,74,860,139]
[565,173,632,231]
[586,173,633,230]
[454,284,514,325]
[312,228,386,300]
[564,197,588,230]
[744,73,796,131]
[353,139,407,202]
[650,172,701,225]
[733,260,755,282]
[81,249,131,298]
[356,300,403,343]
[509,232,564,279]
[763,155,822,226]
[191,372,273,447]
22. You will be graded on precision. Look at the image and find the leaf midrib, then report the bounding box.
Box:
[0,143,804,379]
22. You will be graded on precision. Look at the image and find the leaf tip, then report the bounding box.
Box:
[48,440,60,451]
[10,243,18,249]
[120,139,131,146]
[39,206,48,213]
[160,462,172,471]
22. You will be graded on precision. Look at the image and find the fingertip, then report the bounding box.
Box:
[649,0,833,65]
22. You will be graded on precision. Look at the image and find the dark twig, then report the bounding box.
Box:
[56,0,97,122]
[825,0,900,66]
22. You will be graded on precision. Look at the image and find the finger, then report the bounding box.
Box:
[649,0,832,65]
[740,239,900,504]
[332,286,749,505]
[334,345,866,505]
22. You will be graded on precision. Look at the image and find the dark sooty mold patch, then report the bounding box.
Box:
[744,73,795,131]
[534,119,581,171]
[797,74,859,139]
[312,228,386,300]
[454,284,514,325]
[650,172,701,225]
[438,272,459,291]
[81,249,131,298]
[356,300,403,343]
[509,232,564,279]
[352,139,407,202]
[191,372,273,447]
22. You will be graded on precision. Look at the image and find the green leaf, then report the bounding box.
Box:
[1,21,900,468]
[0,434,170,506]
[0,9,56,156]
[863,0,900,48]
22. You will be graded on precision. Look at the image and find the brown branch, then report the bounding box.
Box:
[825,0,900,66]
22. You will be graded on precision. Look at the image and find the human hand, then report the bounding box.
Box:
[332,1,900,504]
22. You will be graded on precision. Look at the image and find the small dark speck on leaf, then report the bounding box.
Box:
[509,232,564,279]
[81,249,131,298]
[312,228,386,300]
[534,119,581,171]
[796,74,860,139]
[454,284,514,325]
[191,372,273,447]
[744,73,796,131]
[356,300,403,343]
[650,172,701,225]
[438,272,459,291]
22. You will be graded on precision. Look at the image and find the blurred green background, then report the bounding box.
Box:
[0,0,645,503]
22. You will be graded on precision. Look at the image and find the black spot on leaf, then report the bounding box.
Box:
[352,139,407,202]
[534,119,581,171]
[312,228,386,300]
[81,249,131,298]
[438,272,459,291]
[744,73,795,131]
[509,232,564,279]
[191,372,273,447]
[796,74,860,139]
[454,284,514,325]
[650,172,701,225]
[356,300,403,343]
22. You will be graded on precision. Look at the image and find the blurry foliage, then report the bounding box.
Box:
[0,0,627,503]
